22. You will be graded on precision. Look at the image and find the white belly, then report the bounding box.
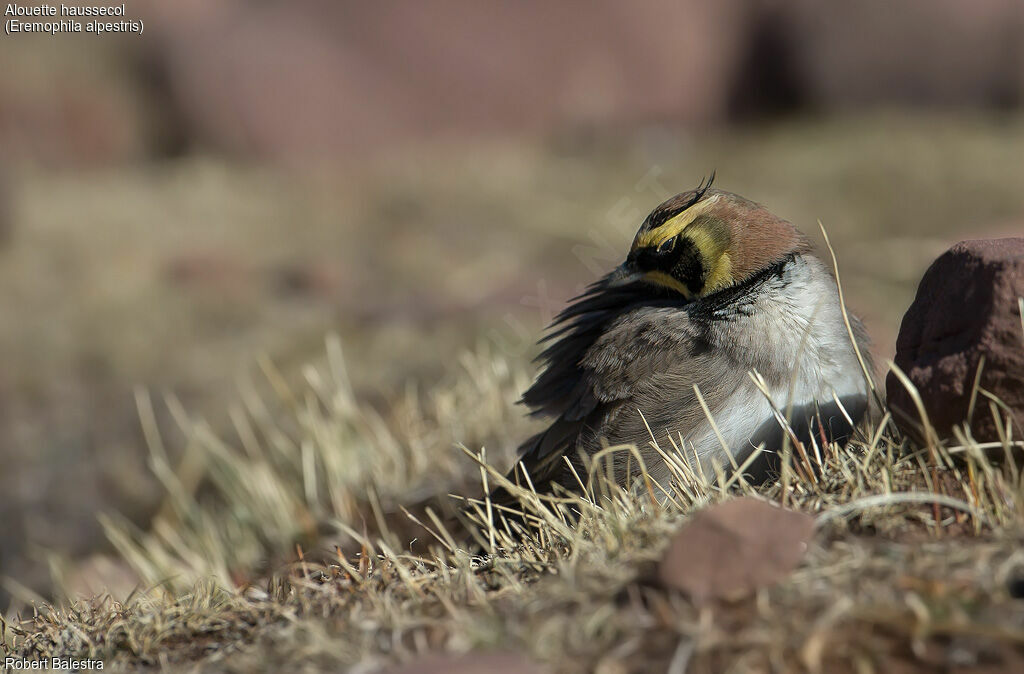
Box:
[647,254,872,488]
[671,365,868,486]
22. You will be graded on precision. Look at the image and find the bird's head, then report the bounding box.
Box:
[611,178,811,299]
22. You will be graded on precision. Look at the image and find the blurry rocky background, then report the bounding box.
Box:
[1,0,1023,603]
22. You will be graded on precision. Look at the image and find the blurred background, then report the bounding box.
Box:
[2,0,1023,604]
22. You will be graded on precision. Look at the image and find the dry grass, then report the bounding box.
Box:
[6,113,1024,602]
[5,113,1024,671]
[4,330,1024,672]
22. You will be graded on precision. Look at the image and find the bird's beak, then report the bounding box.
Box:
[606,262,644,287]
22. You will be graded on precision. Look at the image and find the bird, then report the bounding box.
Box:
[497,177,872,507]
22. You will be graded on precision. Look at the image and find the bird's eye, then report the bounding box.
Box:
[656,236,676,255]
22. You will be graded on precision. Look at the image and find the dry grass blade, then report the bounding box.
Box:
[818,220,883,413]
[887,361,942,449]
[815,492,987,528]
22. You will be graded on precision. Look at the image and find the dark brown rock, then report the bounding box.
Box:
[887,238,1024,443]
[657,497,815,601]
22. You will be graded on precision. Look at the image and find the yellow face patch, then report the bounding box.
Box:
[642,270,694,298]
[632,194,722,251]
[630,194,735,297]
[702,252,733,294]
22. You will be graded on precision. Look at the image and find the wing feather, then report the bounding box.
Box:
[513,273,700,483]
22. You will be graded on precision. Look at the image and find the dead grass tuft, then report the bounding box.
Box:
[5,329,1024,672]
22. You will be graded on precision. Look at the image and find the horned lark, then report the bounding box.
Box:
[507,178,871,498]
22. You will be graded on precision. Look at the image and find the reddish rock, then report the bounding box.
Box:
[657,497,815,601]
[132,0,1024,161]
[163,251,249,292]
[135,0,754,160]
[887,238,1024,443]
[7,1,1024,166]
